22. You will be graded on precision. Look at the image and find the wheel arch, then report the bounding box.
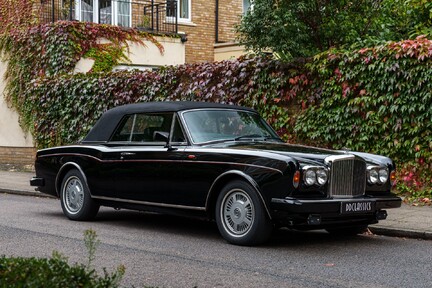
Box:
[205,171,272,220]
[55,162,90,197]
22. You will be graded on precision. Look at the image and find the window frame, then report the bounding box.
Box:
[74,0,131,27]
[166,0,191,23]
[109,112,189,146]
[242,0,253,15]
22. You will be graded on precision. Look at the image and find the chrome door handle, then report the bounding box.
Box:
[120,152,136,160]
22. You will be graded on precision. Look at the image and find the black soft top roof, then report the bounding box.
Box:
[82,101,256,142]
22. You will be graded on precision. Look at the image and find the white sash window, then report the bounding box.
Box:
[167,0,191,23]
[75,0,131,27]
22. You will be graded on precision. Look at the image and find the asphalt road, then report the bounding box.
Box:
[0,193,431,288]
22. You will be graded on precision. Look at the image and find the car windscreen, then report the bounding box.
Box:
[182,109,281,144]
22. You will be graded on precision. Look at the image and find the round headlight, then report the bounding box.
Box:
[368,169,379,184]
[316,169,328,185]
[379,169,389,184]
[304,170,316,186]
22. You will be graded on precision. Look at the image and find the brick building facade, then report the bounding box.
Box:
[36,0,246,63]
[179,0,244,63]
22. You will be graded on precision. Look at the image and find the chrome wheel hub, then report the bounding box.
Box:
[221,190,255,236]
[63,176,84,214]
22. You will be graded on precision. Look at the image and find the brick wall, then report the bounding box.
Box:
[217,0,242,43]
[179,1,216,63]
[0,147,36,168]
[180,0,243,63]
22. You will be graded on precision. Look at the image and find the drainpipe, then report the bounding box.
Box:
[52,0,55,22]
[215,0,219,43]
[69,0,73,20]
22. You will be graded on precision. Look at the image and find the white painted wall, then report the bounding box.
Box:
[128,36,185,67]
[214,42,247,62]
[1,36,185,148]
[0,61,34,147]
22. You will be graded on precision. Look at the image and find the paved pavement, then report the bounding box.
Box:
[0,170,431,240]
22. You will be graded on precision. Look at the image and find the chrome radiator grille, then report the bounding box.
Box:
[326,155,366,198]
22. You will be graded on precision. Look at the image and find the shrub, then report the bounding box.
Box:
[0,230,125,287]
[0,255,123,287]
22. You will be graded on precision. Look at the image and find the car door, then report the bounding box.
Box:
[110,112,203,207]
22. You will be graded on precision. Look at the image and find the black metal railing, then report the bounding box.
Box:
[39,0,178,35]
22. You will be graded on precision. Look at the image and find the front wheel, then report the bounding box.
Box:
[215,180,272,246]
[60,169,99,221]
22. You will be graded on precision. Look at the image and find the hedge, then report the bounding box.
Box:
[27,57,302,147]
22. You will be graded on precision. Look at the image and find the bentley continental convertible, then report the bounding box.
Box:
[30,101,402,245]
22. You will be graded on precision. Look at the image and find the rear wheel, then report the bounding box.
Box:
[326,225,368,236]
[60,169,99,221]
[215,180,272,246]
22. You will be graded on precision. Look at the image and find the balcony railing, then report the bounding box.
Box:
[39,0,178,35]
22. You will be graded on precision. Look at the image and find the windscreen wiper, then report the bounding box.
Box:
[234,134,282,142]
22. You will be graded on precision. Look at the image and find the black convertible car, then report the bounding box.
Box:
[31,101,401,245]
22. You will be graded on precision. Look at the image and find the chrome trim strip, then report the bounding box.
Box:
[271,198,375,204]
[272,196,400,204]
[91,195,206,211]
[324,154,355,165]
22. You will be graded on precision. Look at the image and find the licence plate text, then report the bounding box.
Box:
[341,201,374,214]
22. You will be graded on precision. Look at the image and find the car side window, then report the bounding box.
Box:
[111,113,173,142]
[170,115,187,144]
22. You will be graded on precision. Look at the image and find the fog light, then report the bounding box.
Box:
[307,214,321,225]
[376,210,387,220]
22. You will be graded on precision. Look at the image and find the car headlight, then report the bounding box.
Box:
[316,169,328,185]
[379,168,389,183]
[304,170,317,186]
[367,166,389,185]
[302,166,328,186]
[368,169,379,184]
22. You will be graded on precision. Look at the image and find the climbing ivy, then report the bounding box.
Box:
[0,21,163,130]
[27,56,303,147]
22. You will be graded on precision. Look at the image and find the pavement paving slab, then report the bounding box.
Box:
[0,171,34,191]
